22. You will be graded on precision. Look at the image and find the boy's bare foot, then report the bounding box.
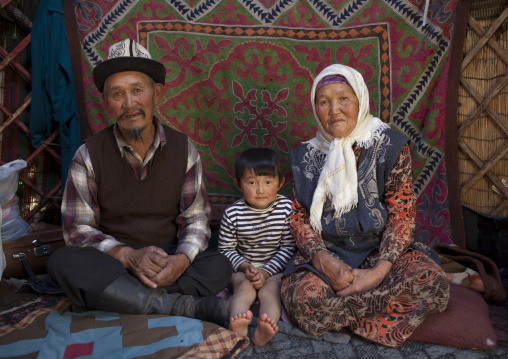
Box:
[252,313,278,346]
[229,310,253,337]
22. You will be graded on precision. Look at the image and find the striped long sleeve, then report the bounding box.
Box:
[218,195,295,276]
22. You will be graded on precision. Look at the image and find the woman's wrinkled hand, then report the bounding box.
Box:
[312,250,354,292]
[336,259,392,296]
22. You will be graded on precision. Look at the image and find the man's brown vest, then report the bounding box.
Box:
[86,123,188,246]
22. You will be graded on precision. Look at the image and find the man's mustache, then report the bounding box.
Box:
[118,108,145,121]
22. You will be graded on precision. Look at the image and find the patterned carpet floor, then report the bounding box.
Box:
[0,281,67,328]
[238,331,507,359]
[239,272,508,359]
[0,274,507,359]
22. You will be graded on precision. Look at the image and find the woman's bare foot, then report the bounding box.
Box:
[252,313,278,346]
[229,310,253,337]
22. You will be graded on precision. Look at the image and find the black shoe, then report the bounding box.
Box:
[193,295,228,326]
[85,274,229,326]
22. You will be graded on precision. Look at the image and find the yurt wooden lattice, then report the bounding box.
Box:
[458,0,508,218]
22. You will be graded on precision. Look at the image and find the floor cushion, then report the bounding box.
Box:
[409,283,497,350]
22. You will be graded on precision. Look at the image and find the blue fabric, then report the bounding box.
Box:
[30,0,81,190]
[0,311,204,358]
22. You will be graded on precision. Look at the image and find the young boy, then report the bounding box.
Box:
[218,148,295,346]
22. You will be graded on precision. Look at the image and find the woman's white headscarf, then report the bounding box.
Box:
[307,64,389,234]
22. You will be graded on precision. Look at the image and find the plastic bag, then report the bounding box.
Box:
[0,160,32,242]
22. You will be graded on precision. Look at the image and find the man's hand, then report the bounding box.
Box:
[336,259,392,296]
[152,253,190,287]
[107,245,169,288]
[312,250,354,292]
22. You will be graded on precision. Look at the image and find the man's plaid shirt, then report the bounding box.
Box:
[61,118,211,262]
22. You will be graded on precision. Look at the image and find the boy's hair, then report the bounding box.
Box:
[235,148,284,183]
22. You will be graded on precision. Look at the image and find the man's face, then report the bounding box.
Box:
[103,71,163,141]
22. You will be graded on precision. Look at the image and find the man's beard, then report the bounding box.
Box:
[118,109,147,142]
[125,127,144,142]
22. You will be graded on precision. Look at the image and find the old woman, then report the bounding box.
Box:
[281,64,450,347]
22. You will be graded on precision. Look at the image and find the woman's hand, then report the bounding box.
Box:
[312,250,354,292]
[336,259,392,296]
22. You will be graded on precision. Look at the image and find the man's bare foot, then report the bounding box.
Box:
[252,313,278,346]
[229,310,253,337]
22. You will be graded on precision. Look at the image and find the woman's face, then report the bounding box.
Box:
[315,82,359,139]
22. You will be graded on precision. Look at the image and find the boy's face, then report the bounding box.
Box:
[235,169,285,209]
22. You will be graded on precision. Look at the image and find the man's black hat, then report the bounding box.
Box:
[92,39,166,93]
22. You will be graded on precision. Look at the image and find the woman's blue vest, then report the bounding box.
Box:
[290,128,409,267]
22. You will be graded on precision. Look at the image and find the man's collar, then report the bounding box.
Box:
[113,117,166,156]
[155,118,167,149]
